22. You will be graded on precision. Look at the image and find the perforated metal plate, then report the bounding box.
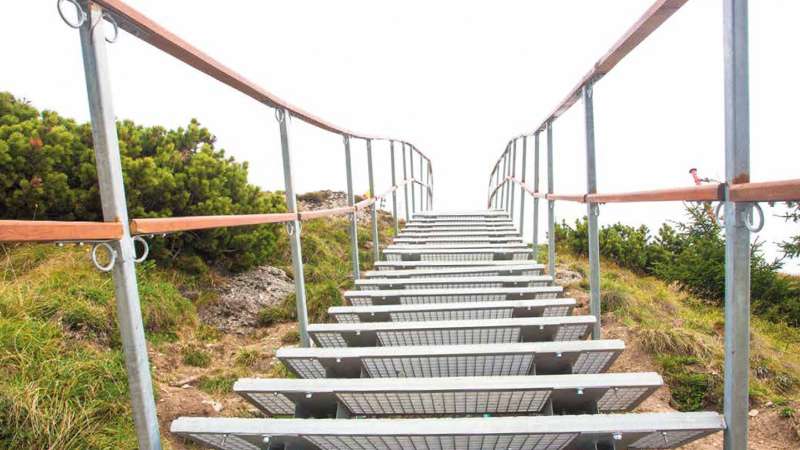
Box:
[384,247,532,262]
[277,340,625,379]
[386,243,530,251]
[329,298,576,323]
[373,260,540,271]
[171,412,725,450]
[364,264,545,279]
[393,237,524,245]
[235,372,662,417]
[307,316,595,347]
[355,275,551,291]
[345,286,563,306]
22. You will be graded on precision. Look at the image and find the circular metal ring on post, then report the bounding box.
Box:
[101,12,119,43]
[274,108,286,123]
[714,202,725,224]
[91,242,117,272]
[132,236,150,263]
[285,221,296,236]
[591,203,601,217]
[744,202,765,233]
[57,0,87,29]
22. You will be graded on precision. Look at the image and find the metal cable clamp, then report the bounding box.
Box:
[57,0,87,28]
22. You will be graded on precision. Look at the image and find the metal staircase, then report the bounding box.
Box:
[171,211,724,450]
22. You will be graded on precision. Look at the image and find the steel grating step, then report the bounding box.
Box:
[383,247,532,262]
[397,230,521,237]
[386,243,530,250]
[366,263,544,278]
[307,316,595,347]
[171,411,725,450]
[345,286,562,306]
[277,340,625,378]
[393,235,523,243]
[413,210,509,218]
[354,275,552,290]
[403,223,516,229]
[235,372,662,417]
[329,298,576,323]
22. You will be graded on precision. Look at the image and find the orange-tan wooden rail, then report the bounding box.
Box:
[488,176,800,206]
[0,220,125,242]
[0,178,425,242]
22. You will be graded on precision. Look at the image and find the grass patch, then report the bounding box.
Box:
[281,329,300,345]
[181,346,211,368]
[198,373,237,395]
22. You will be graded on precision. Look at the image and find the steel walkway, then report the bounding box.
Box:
[172,211,724,450]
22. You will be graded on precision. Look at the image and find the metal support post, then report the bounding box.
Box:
[533,132,540,258]
[419,155,425,211]
[402,143,410,222]
[78,5,161,448]
[723,0,751,448]
[519,137,527,234]
[366,139,380,262]
[343,136,360,279]
[389,141,399,234]
[494,165,501,209]
[500,150,508,211]
[277,109,310,347]
[410,148,416,216]
[510,139,517,219]
[583,83,601,340]
[547,123,556,278]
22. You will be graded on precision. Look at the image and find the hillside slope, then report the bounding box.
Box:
[2,206,799,449]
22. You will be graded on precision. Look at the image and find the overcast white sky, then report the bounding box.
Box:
[2,0,798,273]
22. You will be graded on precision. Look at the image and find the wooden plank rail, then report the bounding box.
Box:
[129,213,299,235]
[0,220,124,242]
[729,179,800,202]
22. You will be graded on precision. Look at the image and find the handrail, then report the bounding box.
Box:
[0,220,124,242]
[527,0,688,136]
[489,176,800,206]
[0,178,425,241]
[92,0,395,142]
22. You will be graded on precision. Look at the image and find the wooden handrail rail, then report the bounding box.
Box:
[130,213,298,235]
[298,207,353,220]
[92,0,400,143]
[529,0,688,135]
[493,177,800,205]
[0,220,124,242]
[729,179,800,202]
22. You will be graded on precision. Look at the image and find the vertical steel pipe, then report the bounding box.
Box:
[419,153,425,211]
[366,139,380,262]
[533,132,541,259]
[510,139,517,219]
[493,165,500,209]
[343,136,360,279]
[277,109,310,347]
[389,141,399,234]
[78,5,161,448]
[519,137,527,234]
[500,150,508,211]
[547,123,556,278]
[410,148,416,216]
[583,83,601,340]
[723,1,751,448]
[402,143,410,222]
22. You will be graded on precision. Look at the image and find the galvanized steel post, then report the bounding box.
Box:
[419,153,424,211]
[402,143,410,222]
[493,165,500,209]
[366,139,380,262]
[389,141,399,234]
[533,132,541,258]
[510,139,517,219]
[519,136,527,234]
[547,123,556,278]
[277,109,310,347]
[78,5,161,448]
[500,150,508,211]
[723,0,751,448]
[583,83,601,340]
[409,148,416,215]
[343,136,360,279]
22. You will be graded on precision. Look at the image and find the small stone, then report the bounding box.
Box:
[749,409,759,417]
[181,384,192,389]
[765,401,774,407]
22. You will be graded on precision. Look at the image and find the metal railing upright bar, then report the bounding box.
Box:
[0,2,435,449]
[486,1,800,449]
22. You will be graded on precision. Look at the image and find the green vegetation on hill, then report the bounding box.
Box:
[0,92,284,272]
[556,205,800,327]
